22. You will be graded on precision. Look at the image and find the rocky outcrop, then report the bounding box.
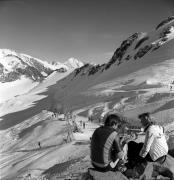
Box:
[74,64,92,77]
[88,64,105,75]
[135,36,149,49]
[0,64,47,82]
[88,169,128,180]
[156,15,174,30]
[134,45,152,60]
[159,25,174,40]
[105,33,140,69]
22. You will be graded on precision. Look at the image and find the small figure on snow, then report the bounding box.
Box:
[80,120,83,126]
[38,141,41,149]
[83,122,86,129]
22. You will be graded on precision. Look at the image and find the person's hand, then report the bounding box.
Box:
[116,160,127,172]
[139,149,143,157]
[139,149,146,158]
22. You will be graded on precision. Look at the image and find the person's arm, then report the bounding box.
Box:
[115,136,124,160]
[139,126,154,158]
[110,135,128,171]
[110,158,120,168]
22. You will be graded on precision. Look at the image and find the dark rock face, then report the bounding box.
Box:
[134,45,152,60]
[152,42,162,51]
[156,15,174,30]
[0,54,54,82]
[16,67,44,81]
[0,63,4,74]
[0,71,20,82]
[27,57,53,76]
[105,33,140,70]
[135,36,149,49]
[152,25,174,52]
[55,68,67,73]
[125,55,132,61]
[74,64,91,77]
[0,65,46,82]
[88,64,105,76]
[160,26,174,38]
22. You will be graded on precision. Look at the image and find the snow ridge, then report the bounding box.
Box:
[0,49,84,82]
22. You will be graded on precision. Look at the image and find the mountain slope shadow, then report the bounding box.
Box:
[0,91,51,130]
[153,99,174,113]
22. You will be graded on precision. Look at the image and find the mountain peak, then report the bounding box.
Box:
[0,49,18,58]
[0,49,69,82]
[64,57,84,69]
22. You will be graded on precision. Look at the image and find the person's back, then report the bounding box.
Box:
[90,113,125,172]
[91,126,121,168]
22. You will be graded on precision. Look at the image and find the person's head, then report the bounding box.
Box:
[138,112,151,127]
[104,114,121,130]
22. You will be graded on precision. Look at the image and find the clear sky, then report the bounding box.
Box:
[0,0,173,64]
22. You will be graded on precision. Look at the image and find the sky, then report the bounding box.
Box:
[0,0,173,64]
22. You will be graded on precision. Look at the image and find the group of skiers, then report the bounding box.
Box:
[90,112,174,179]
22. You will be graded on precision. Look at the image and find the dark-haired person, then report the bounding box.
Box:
[137,112,174,179]
[125,113,174,179]
[138,112,168,162]
[90,113,127,172]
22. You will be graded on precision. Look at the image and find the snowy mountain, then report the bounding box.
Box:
[0,49,54,82]
[64,57,84,69]
[0,49,84,102]
[0,49,84,83]
[51,58,84,72]
[46,15,174,113]
[72,15,174,81]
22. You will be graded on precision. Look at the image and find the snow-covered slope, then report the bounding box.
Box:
[1,15,173,116]
[0,76,39,103]
[0,49,84,102]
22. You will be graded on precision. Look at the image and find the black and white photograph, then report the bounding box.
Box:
[0,0,174,179]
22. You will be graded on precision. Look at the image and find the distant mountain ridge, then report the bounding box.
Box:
[0,49,84,82]
[72,15,174,79]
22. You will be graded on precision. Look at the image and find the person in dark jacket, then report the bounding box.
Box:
[90,113,126,172]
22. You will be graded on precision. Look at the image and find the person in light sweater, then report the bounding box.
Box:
[124,113,170,179]
[138,112,168,162]
[124,113,174,179]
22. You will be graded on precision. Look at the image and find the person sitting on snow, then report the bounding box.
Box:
[124,112,173,179]
[138,112,168,162]
[90,113,127,172]
[126,112,168,167]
